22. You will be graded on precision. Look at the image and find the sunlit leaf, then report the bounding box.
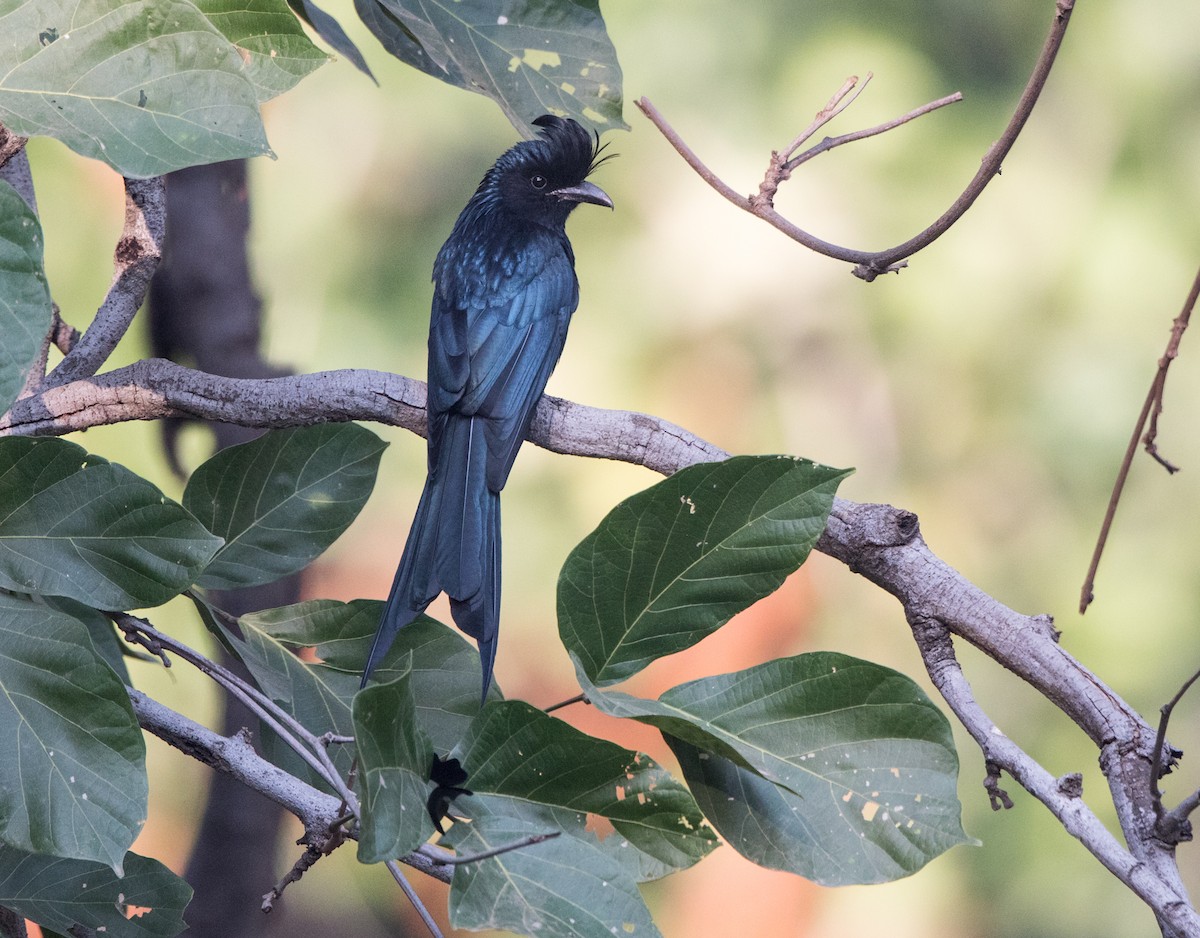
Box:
[197,0,329,100]
[0,0,273,177]
[0,593,146,873]
[559,455,851,685]
[578,653,972,885]
[0,180,52,416]
[0,438,223,609]
[355,0,626,135]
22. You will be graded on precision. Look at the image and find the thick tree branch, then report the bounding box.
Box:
[0,359,723,475]
[638,0,1076,281]
[128,674,454,887]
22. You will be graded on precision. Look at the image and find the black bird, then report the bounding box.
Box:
[362,115,613,699]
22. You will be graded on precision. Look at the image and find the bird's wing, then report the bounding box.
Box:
[428,235,579,492]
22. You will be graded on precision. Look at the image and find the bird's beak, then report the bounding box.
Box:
[552,180,614,209]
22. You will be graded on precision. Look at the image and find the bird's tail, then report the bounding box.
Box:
[361,416,501,701]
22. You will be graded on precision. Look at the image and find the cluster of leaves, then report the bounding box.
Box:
[0,0,625,179]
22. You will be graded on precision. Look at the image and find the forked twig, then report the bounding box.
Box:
[1079,263,1200,613]
[639,0,1077,281]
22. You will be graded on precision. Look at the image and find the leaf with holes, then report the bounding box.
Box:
[0,848,190,938]
[448,701,715,881]
[354,0,626,135]
[559,455,851,685]
[578,653,972,885]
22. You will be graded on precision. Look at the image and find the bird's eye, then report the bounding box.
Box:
[530,174,548,190]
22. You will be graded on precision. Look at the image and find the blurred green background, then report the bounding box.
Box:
[23,0,1200,935]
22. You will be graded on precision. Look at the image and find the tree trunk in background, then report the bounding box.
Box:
[148,160,297,938]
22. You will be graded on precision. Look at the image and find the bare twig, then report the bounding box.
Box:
[262,844,332,913]
[638,0,1076,281]
[1151,666,1200,837]
[417,832,560,866]
[543,693,586,714]
[1079,262,1200,613]
[47,176,166,387]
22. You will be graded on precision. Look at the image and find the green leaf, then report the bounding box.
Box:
[560,455,851,686]
[197,0,329,101]
[353,657,435,863]
[184,424,386,590]
[452,701,715,880]
[0,180,52,416]
[248,601,496,751]
[445,806,661,938]
[578,653,972,885]
[0,593,147,873]
[0,0,274,177]
[0,848,190,938]
[287,0,374,79]
[356,0,626,136]
[0,438,223,609]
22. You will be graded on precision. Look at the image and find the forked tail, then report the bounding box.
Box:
[361,416,501,701]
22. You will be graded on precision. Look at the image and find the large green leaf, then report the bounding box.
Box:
[0,180,52,416]
[355,0,626,135]
[197,0,329,101]
[451,701,715,881]
[184,424,386,590]
[0,848,190,938]
[0,593,146,873]
[0,438,223,609]
[353,657,435,863]
[0,0,272,177]
[559,455,851,686]
[578,653,971,885]
[247,600,497,751]
[445,807,661,938]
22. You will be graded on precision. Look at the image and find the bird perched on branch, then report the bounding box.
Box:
[362,115,613,700]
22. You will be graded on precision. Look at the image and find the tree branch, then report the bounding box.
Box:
[638,0,1076,281]
[46,176,166,387]
[128,686,454,887]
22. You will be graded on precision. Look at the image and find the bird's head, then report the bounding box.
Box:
[486,115,614,227]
